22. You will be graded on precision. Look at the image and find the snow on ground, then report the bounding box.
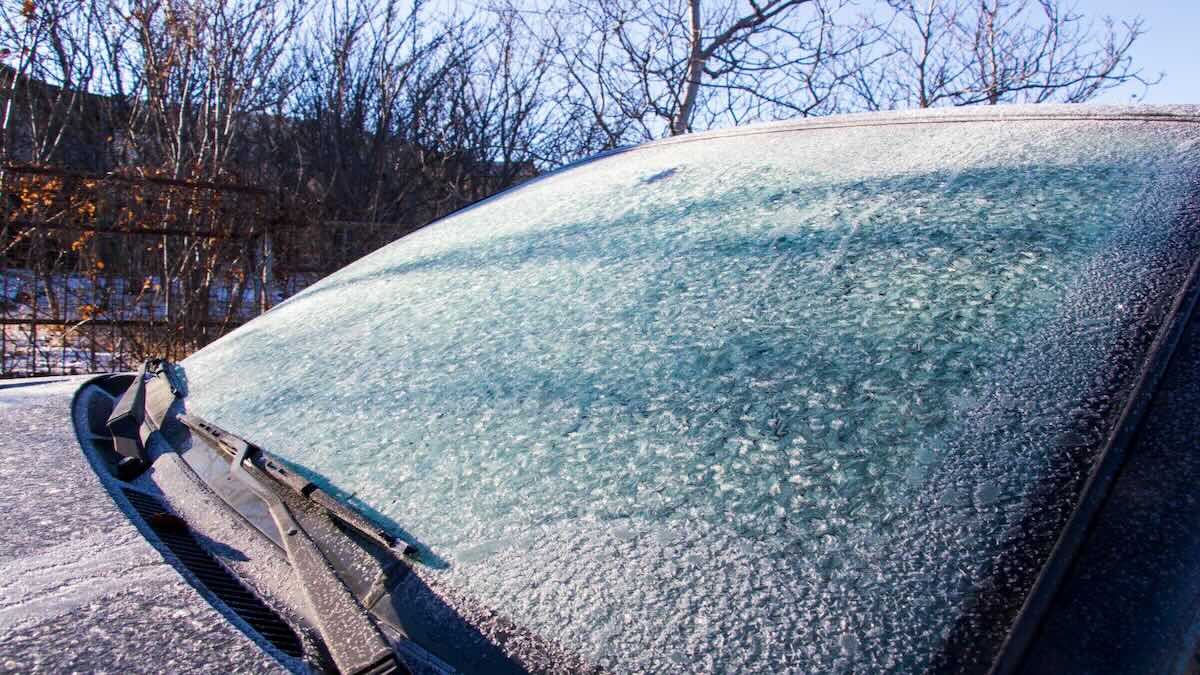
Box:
[1,268,314,376]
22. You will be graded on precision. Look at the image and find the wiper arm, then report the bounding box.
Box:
[178,414,413,556]
[178,413,407,675]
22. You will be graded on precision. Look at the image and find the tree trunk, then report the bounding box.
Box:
[671,0,704,136]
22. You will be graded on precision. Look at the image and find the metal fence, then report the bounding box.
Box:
[0,164,331,378]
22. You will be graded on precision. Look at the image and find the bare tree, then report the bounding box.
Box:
[289,0,480,226]
[537,0,870,151]
[75,0,311,351]
[0,0,108,165]
[431,5,553,197]
[850,0,1156,110]
[109,0,308,180]
[668,0,865,134]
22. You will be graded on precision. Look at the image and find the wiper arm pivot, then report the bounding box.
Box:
[107,358,181,479]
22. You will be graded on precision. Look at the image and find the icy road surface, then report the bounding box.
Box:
[183,106,1200,672]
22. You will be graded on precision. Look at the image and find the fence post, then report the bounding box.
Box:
[30,252,38,376]
[1,268,7,376]
[258,227,273,314]
[162,233,170,360]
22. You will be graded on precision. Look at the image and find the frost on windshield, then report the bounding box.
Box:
[183,112,1200,672]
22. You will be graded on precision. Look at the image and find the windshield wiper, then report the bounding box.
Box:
[179,413,414,556]
[178,413,408,675]
[107,358,183,479]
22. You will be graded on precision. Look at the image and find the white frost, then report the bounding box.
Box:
[183,109,1200,671]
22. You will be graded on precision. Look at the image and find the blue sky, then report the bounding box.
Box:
[1087,0,1199,103]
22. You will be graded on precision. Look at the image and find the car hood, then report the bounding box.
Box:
[0,377,295,673]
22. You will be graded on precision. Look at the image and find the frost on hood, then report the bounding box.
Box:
[183,110,1200,672]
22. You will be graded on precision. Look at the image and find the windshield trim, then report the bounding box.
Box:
[641,106,1200,152]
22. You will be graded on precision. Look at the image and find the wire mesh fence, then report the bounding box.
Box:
[0,164,350,378]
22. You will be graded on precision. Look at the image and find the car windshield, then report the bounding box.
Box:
[181,108,1200,672]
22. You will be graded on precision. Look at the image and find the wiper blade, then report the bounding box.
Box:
[178,413,406,675]
[178,413,413,555]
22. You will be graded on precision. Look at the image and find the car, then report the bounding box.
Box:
[3,104,1200,674]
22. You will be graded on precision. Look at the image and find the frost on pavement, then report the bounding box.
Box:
[182,108,1200,671]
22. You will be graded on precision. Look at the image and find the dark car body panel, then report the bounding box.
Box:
[1020,278,1200,673]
